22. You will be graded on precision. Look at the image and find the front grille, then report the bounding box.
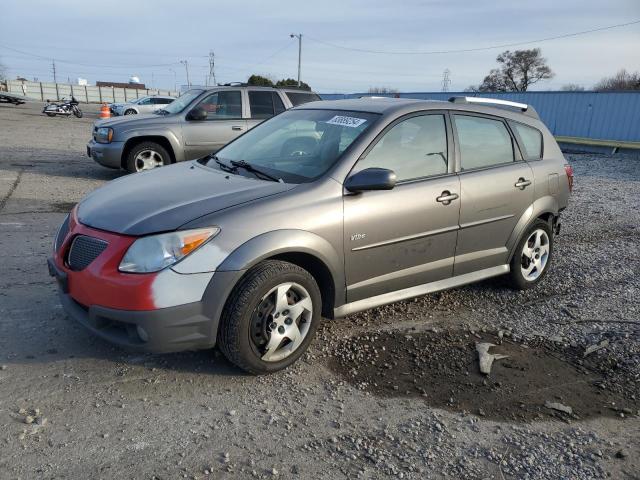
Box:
[55,214,70,252]
[67,235,108,271]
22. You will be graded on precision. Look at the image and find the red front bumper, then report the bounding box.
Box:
[52,209,158,311]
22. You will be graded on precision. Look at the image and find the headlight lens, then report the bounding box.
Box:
[119,227,220,273]
[95,127,113,143]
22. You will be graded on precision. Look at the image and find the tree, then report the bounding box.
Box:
[471,49,554,92]
[594,69,640,91]
[561,84,585,91]
[0,57,7,82]
[367,86,399,94]
[247,74,274,87]
[275,78,311,90]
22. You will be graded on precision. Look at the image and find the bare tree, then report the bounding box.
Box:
[367,86,399,94]
[471,49,554,92]
[594,69,640,91]
[561,84,585,91]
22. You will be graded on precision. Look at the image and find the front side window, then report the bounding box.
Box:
[356,114,448,181]
[196,91,242,120]
[209,109,379,182]
[509,121,543,160]
[138,97,152,105]
[454,115,514,170]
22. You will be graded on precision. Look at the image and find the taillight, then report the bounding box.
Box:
[564,164,574,193]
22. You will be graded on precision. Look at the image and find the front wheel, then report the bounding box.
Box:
[125,141,170,173]
[507,219,554,290]
[124,109,137,115]
[73,107,83,118]
[218,260,322,374]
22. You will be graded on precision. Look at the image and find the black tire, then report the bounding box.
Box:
[125,141,171,173]
[218,260,322,374]
[507,219,554,290]
[73,108,83,118]
[45,112,56,117]
[124,109,137,115]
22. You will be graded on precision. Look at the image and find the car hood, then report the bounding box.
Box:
[94,113,167,128]
[77,161,295,235]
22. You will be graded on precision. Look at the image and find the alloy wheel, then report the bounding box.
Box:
[520,229,550,281]
[134,149,164,171]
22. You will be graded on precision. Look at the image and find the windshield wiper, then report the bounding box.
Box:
[230,160,282,183]
[208,154,235,173]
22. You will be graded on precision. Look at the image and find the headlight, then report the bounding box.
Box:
[95,127,113,144]
[119,227,220,273]
[54,213,71,252]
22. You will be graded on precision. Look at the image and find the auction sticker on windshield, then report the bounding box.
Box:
[325,116,367,128]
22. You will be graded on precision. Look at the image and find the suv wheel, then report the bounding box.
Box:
[218,260,321,374]
[126,142,170,173]
[508,219,554,290]
[124,109,137,115]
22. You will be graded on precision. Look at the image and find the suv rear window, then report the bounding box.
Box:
[285,91,321,107]
[509,121,543,160]
[249,91,286,119]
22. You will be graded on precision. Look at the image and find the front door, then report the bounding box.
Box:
[182,90,247,159]
[451,113,535,275]
[343,113,460,302]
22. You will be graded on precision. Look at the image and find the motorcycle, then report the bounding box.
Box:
[43,96,83,118]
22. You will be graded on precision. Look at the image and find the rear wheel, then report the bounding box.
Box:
[218,260,322,374]
[125,141,170,173]
[507,219,554,290]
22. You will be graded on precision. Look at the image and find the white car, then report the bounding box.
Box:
[110,95,175,116]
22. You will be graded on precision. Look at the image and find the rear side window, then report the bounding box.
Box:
[509,121,543,160]
[249,91,287,119]
[285,91,321,107]
[453,115,514,170]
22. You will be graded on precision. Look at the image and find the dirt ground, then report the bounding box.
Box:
[0,102,638,479]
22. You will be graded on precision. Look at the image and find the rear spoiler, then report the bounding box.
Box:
[449,96,540,120]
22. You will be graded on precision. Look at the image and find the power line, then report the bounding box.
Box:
[305,19,640,55]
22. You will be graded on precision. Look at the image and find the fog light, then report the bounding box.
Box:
[136,325,149,342]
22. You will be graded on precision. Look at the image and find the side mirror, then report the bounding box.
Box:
[186,106,207,121]
[345,168,397,193]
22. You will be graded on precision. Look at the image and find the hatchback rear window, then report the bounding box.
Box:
[285,91,321,106]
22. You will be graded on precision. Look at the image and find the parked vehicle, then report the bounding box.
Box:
[50,97,572,374]
[87,85,321,173]
[109,95,176,116]
[43,96,83,118]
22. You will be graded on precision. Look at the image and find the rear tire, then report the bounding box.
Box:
[218,260,322,374]
[125,141,170,173]
[507,219,554,290]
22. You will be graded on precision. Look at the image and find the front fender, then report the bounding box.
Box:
[506,195,559,261]
[120,128,184,162]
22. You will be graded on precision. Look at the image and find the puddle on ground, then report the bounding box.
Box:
[329,330,638,422]
[51,201,76,213]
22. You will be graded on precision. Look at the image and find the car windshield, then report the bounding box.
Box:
[208,109,379,183]
[160,89,203,114]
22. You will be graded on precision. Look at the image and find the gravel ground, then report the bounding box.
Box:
[0,102,638,479]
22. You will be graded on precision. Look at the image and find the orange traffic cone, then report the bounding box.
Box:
[99,103,111,119]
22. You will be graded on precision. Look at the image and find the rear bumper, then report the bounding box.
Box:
[87,139,124,169]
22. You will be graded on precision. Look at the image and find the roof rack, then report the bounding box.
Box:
[448,96,539,119]
[217,82,247,87]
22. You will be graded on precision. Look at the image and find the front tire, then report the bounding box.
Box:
[507,219,554,290]
[125,141,170,173]
[73,108,83,118]
[218,260,322,374]
[124,109,137,115]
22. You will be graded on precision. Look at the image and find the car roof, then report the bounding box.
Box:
[295,97,542,125]
[196,85,318,94]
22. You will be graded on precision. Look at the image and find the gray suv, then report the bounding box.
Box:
[87,85,321,173]
[51,97,572,374]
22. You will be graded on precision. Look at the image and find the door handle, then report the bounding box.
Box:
[231,125,243,131]
[436,191,459,205]
[514,177,532,190]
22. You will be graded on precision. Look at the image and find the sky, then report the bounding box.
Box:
[0,0,638,93]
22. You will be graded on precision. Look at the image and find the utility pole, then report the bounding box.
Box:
[208,51,216,86]
[441,69,451,92]
[180,60,190,87]
[51,60,57,83]
[290,34,302,87]
[169,68,177,91]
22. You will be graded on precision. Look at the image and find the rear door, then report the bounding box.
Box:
[343,112,460,302]
[181,90,247,159]
[452,113,534,275]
